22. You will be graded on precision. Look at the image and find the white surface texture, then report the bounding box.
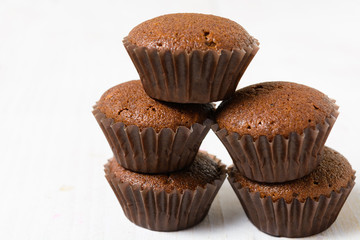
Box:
[0,0,360,239]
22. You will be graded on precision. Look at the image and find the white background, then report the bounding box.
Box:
[0,0,359,239]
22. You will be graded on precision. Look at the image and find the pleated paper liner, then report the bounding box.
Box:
[104,153,227,232]
[93,107,212,174]
[123,37,259,103]
[212,109,339,183]
[227,166,355,238]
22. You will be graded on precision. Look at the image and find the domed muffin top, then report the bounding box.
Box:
[229,146,355,203]
[107,151,225,193]
[216,81,337,140]
[96,80,213,132]
[126,13,258,53]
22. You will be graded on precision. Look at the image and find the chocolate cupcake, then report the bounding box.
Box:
[123,13,259,103]
[105,151,226,231]
[213,81,339,183]
[93,80,214,173]
[228,146,355,238]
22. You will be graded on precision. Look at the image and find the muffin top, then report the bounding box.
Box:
[229,146,355,203]
[126,13,258,53]
[107,151,225,193]
[96,80,213,132]
[216,81,337,140]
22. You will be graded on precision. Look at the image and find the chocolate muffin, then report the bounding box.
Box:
[96,80,212,131]
[123,13,259,103]
[228,146,356,237]
[213,81,339,183]
[93,80,214,173]
[127,13,257,53]
[105,151,227,231]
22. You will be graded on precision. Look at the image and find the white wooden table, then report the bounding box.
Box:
[1,1,359,239]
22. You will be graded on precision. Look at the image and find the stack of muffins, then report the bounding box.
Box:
[214,82,355,237]
[93,13,355,237]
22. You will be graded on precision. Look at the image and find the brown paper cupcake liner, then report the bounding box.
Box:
[227,169,355,238]
[212,109,339,183]
[123,37,259,103]
[104,158,227,231]
[93,107,212,173]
